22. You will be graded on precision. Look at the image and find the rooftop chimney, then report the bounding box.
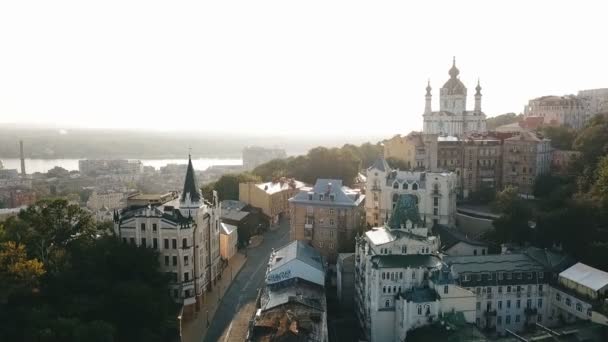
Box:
[19,140,26,177]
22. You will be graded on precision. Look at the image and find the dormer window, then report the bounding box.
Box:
[412,183,418,190]
[329,194,335,201]
[403,183,408,190]
[393,181,399,189]
[319,194,324,201]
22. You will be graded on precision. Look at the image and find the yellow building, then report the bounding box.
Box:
[239,178,306,223]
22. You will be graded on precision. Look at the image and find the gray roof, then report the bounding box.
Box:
[434,224,487,250]
[445,253,543,274]
[221,209,249,222]
[371,254,442,269]
[221,200,247,211]
[271,240,324,273]
[289,179,364,207]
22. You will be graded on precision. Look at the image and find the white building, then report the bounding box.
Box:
[219,222,238,261]
[423,58,487,137]
[355,194,477,341]
[365,158,458,228]
[113,156,221,319]
[551,262,608,326]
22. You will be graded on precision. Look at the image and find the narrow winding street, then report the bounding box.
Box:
[204,219,290,342]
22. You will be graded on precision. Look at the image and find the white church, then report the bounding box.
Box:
[422,58,487,136]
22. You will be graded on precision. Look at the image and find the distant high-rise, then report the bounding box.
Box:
[19,140,26,177]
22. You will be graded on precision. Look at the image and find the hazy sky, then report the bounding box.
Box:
[0,0,606,138]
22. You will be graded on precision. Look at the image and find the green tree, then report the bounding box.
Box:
[0,241,45,303]
[492,186,533,244]
[212,172,261,201]
[486,113,521,130]
[2,199,99,273]
[541,126,576,150]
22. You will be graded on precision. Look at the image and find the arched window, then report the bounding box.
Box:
[417,305,422,315]
[403,183,408,190]
[182,238,188,248]
[382,272,385,280]
[392,193,399,202]
[393,286,397,293]
[383,286,386,293]
[393,181,399,189]
[385,300,391,308]
[412,183,418,190]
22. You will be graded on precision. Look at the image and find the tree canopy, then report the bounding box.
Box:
[0,199,178,342]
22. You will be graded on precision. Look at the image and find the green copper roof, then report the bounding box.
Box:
[388,194,422,228]
[180,155,201,203]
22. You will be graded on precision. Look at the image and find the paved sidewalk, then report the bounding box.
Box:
[180,252,247,342]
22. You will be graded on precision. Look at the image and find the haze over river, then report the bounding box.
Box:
[0,158,242,174]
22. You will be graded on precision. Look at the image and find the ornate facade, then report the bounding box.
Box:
[365,158,457,228]
[113,156,221,319]
[423,58,487,136]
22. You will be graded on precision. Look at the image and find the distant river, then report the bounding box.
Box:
[0,158,242,174]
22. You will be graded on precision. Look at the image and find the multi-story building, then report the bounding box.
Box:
[462,134,503,198]
[444,247,574,335]
[524,95,587,129]
[551,262,608,326]
[242,146,287,170]
[365,158,457,228]
[578,88,608,116]
[249,240,328,342]
[423,58,487,136]
[239,178,305,224]
[288,179,365,263]
[502,131,552,197]
[113,156,221,319]
[354,194,477,341]
[86,190,125,211]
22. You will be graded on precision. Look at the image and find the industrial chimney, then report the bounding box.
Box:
[19,140,26,177]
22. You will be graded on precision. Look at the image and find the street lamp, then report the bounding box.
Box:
[206,309,209,327]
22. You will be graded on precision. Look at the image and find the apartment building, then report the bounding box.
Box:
[289,178,365,263]
[502,131,552,197]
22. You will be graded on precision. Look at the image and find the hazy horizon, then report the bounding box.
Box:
[1,1,607,137]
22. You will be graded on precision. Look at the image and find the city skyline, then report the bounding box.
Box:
[1,0,607,137]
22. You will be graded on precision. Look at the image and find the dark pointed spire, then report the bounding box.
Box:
[426,79,432,96]
[181,154,201,203]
